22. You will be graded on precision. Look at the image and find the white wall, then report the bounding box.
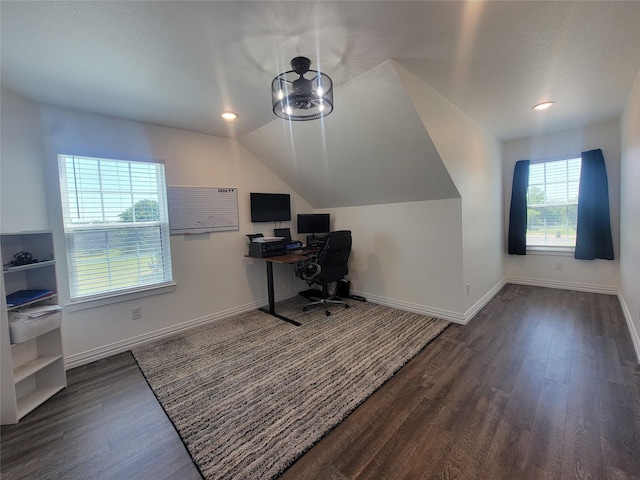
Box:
[0,89,49,231]
[620,69,640,359]
[1,91,313,367]
[502,119,621,292]
[394,61,505,316]
[326,199,464,321]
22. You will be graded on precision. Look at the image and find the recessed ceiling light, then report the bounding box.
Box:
[533,101,555,111]
[221,112,238,120]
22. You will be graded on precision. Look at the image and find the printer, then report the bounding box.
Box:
[248,237,286,257]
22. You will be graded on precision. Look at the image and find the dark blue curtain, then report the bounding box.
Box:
[508,160,529,255]
[575,149,614,260]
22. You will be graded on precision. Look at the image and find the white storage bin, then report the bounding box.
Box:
[9,305,63,344]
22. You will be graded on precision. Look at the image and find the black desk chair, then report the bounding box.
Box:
[296,230,352,316]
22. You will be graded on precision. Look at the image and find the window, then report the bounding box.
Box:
[526,157,581,248]
[58,155,173,301]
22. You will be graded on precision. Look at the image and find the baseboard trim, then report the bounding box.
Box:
[365,294,464,323]
[617,293,640,364]
[64,290,301,370]
[463,279,507,324]
[64,281,510,369]
[350,291,466,324]
[352,280,506,326]
[65,280,636,369]
[505,276,619,295]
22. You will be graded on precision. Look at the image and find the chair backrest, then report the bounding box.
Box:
[315,230,352,284]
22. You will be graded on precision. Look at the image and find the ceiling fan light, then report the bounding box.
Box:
[272,56,333,121]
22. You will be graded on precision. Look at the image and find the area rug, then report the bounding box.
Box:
[131,296,450,479]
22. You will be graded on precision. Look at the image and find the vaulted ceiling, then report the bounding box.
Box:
[240,60,460,208]
[2,1,639,207]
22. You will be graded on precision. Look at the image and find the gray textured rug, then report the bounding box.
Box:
[132,296,450,479]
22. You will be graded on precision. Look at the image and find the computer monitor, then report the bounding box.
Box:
[297,214,330,234]
[273,227,291,242]
[250,193,291,222]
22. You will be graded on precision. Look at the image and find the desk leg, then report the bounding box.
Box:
[265,261,275,314]
[258,261,301,326]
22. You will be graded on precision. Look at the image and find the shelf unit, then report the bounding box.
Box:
[1,231,66,424]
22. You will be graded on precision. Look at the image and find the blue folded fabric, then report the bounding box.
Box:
[6,290,53,307]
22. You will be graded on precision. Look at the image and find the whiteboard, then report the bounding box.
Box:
[167,186,239,234]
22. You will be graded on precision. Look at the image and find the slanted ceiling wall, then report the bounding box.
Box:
[239,60,460,209]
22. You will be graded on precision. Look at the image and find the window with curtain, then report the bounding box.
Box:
[58,155,173,301]
[526,157,581,248]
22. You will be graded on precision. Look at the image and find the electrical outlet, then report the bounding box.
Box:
[131,307,142,320]
[555,262,563,271]
[466,283,470,295]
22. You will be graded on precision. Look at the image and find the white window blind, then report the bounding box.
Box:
[58,155,173,301]
[527,157,581,248]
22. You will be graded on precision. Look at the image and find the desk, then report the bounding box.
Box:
[245,251,315,326]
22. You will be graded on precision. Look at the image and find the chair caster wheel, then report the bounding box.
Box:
[325,311,331,316]
[345,304,350,309]
[303,307,308,312]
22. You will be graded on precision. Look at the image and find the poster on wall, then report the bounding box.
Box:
[167,186,239,235]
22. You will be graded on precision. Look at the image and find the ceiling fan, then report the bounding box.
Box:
[271,56,334,121]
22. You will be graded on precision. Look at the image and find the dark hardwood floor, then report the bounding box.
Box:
[0,351,202,480]
[2,284,639,479]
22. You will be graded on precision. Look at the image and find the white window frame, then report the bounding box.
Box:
[526,156,581,252]
[57,155,174,307]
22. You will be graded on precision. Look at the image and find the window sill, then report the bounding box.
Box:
[65,282,177,312]
[526,246,575,257]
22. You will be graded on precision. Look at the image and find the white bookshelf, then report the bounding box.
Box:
[1,231,66,424]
